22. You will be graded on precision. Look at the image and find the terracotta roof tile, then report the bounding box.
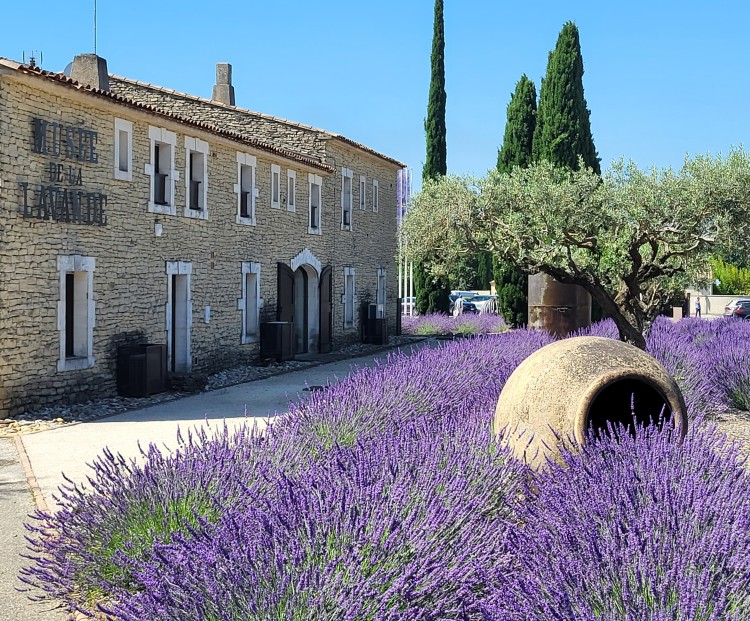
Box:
[109,75,405,168]
[0,58,335,173]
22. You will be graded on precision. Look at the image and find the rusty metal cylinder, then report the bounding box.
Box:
[494,336,688,470]
[528,273,591,335]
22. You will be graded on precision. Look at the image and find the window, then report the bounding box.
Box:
[360,175,366,210]
[185,137,209,219]
[271,164,281,209]
[372,179,379,213]
[235,152,257,225]
[57,255,95,372]
[343,266,356,329]
[287,170,296,212]
[147,126,177,216]
[376,268,387,318]
[341,167,353,230]
[308,173,322,234]
[240,262,263,343]
[113,118,132,181]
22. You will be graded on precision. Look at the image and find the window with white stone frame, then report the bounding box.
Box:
[113,118,133,181]
[359,175,366,210]
[372,179,379,213]
[341,167,353,230]
[271,164,281,209]
[147,126,178,216]
[376,268,387,318]
[57,255,96,372]
[235,152,257,225]
[239,262,263,343]
[342,266,356,329]
[287,169,296,212]
[185,136,209,219]
[308,173,323,235]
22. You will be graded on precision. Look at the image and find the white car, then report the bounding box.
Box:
[471,294,499,314]
[724,299,750,318]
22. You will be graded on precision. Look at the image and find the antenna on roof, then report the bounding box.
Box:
[93,0,98,54]
[22,50,43,68]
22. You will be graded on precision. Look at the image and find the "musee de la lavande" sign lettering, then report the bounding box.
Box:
[18,117,108,225]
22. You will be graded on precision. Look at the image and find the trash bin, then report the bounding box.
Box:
[362,303,387,345]
[117,344,167,397]
[260,322,294,361]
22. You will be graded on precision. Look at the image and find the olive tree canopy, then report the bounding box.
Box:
[402,152,750,348]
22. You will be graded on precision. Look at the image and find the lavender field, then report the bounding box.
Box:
[22,318,750,620]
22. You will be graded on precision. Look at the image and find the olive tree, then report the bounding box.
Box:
[402,152,750,349]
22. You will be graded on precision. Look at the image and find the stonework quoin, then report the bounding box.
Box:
[494,336,688,470]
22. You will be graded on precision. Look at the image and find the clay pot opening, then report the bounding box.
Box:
[586,377,673,439]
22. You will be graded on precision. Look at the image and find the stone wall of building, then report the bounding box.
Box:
[0,72,400,417]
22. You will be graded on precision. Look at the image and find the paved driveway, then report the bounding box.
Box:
[21,343,429,510]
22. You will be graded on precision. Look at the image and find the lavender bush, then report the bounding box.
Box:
[21,318,750,618]
[402,312,506,336]
[21,424,276,610]
[106,411,526,620]
[483,423,750,620]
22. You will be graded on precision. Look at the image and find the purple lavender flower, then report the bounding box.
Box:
[106,410,526,620]
[483,422,750,620]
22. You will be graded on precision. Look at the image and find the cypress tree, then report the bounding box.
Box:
[532,21,600,173]
[532,21,600,326]
[423,0,447,181]
[497,74,537,173]
[416,0,450,314]
[493,257,528,327]
[494,75,537,325]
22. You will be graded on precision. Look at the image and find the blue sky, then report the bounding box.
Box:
[4,1,750,189]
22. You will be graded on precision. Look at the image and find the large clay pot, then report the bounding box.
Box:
[494,336,687,469]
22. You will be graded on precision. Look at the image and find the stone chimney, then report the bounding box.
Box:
[70,54,109,91]
[212,63,235,106]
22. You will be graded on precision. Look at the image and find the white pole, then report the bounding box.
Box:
[409,261,414,316]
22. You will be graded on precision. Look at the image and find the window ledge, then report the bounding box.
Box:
[308,227,322,235]
[241,335,260,345]
[58,356,95,372]
[114,170,132,182]
[236,215,256,226]
[149,202,176,217]
[184,208,208,220]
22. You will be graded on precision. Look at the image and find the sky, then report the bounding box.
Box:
[4,1,750,190]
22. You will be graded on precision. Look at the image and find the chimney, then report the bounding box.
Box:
[70,54,109,91]
[212,63,235,106]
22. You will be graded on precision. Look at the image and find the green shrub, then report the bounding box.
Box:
[711,257,750,295]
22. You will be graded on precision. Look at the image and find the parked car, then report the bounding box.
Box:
[724,299,750,318]
[471,294,499,314]
[449,291,477,313]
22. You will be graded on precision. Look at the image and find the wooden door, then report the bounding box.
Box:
[319,265,332,353]
[277,263,295,323]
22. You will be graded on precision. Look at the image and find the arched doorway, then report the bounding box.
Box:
[293,264,319,353]
[281,250,331,354]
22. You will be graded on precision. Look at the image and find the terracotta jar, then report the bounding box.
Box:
[494,336,687,469]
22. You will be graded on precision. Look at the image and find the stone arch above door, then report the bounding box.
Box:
[291,248,321,276]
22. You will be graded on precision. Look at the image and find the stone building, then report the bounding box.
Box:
[0,54,403,418]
